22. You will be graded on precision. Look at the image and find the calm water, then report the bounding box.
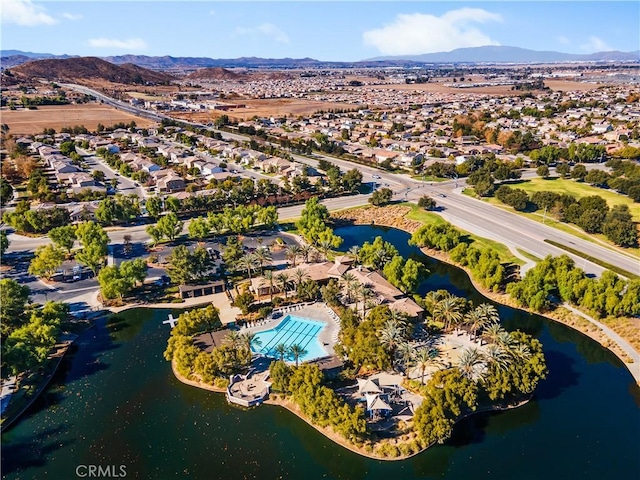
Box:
[252,315,327,361]
[2,225,639,480]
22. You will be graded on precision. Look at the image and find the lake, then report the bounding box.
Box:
[2,225,639,480]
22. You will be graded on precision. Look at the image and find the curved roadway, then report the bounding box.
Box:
[53,83,638,279]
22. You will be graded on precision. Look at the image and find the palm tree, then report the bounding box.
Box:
[237,252,257,280]
[261,270,275,303]
[289,343,307,367]
[483,344,511,372]
[483,321,506,346]
[378,319,404,356]
[476,303,500,324]
[253,246,272,273]
[357,283,376,317]
[510,343,532,363]
[463,309,484,342]
[458,347,485,381]
[285,244,301,267]
[340,272,358,303]
[299,244,313,263]
[413,346,441,384]
[347,245,361,264]
[319,239,333,260]
[396,341,416,372]
[275,272,291,300]
[223,330,243,349]
[433,296,464,332]
[292,268,309,291]
[241,331,261,348]
[274,343,288,361]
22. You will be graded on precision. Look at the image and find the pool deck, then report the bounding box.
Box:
[241,302,341,357]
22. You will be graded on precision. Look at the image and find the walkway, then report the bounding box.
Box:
[111,291,242,325]
[562,303,640,383]
[0,376,17,416]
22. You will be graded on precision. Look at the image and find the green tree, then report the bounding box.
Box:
[166,245,195,285]
[120,257,148,286]
[0,278,30,337]
[188,216,210,242]
[417,195,437,210]
[98,265,133,300]
[157,212,183,242]
[369,187,393,206]
[536,165,550,178]
[288,343,307,367]
[49,225,76,253]
[0,231,8,255]
[233,290,255,315]
[145,196,163,219]
[28,244,65,279]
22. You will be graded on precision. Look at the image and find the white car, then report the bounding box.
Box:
[372,174,381,179]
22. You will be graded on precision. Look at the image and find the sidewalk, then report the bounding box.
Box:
[0,376,17,416]
[109,291,242,325]
[562,303,640,383]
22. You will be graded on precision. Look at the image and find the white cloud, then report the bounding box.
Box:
[62,13,83,21]
[88,38,148,50]
[235,23,289,44]
[363,9,503,56]
[1,0,57,26]
[209,10,215,16]
[581,36,612,52]
[557,36,570,46]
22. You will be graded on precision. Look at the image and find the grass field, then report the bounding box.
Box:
[507,177,640,222]
[1,104,155,135]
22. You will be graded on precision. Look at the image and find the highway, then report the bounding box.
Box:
[53,84,639,279]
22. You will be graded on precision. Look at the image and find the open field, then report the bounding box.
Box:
[170,98,362,122]
[543,79,604,92]
[508,177,640,221]
[1,104,156,134]
[365,82,520,96]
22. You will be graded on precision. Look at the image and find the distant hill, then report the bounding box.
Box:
[366,45,640,63]
[2,47,638,73]
[0,49,77,59]
[104,55,326,70]
[6,57,174,84]
[184,67,247,81]
[1,50,77,69]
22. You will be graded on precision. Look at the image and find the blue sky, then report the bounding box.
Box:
[1,1,638,61]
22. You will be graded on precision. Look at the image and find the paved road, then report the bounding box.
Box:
[58,84,639,279]
[77,147,148,198]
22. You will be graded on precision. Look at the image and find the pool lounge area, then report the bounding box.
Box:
[242,303,341,361]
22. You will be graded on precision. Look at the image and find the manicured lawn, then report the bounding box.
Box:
[508,177,640,222]
[404,203,447,225]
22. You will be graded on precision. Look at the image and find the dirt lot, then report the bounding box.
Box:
[1,104,156,135]
[366,78,612,95]
[170,98,362,122]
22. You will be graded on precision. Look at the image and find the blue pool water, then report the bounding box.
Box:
[251,315,328,362]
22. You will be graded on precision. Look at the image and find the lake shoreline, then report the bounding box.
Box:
[330,205,639,384]
[171,359,531,461]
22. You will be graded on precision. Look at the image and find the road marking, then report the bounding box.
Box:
[38,278,57,290]
[60,286,99,294]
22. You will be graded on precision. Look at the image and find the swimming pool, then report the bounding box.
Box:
[251,315,328,362]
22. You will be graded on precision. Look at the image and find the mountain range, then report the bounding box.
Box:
[1,46,638,71]
[4,57,173,84]
[366,45,640,63]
